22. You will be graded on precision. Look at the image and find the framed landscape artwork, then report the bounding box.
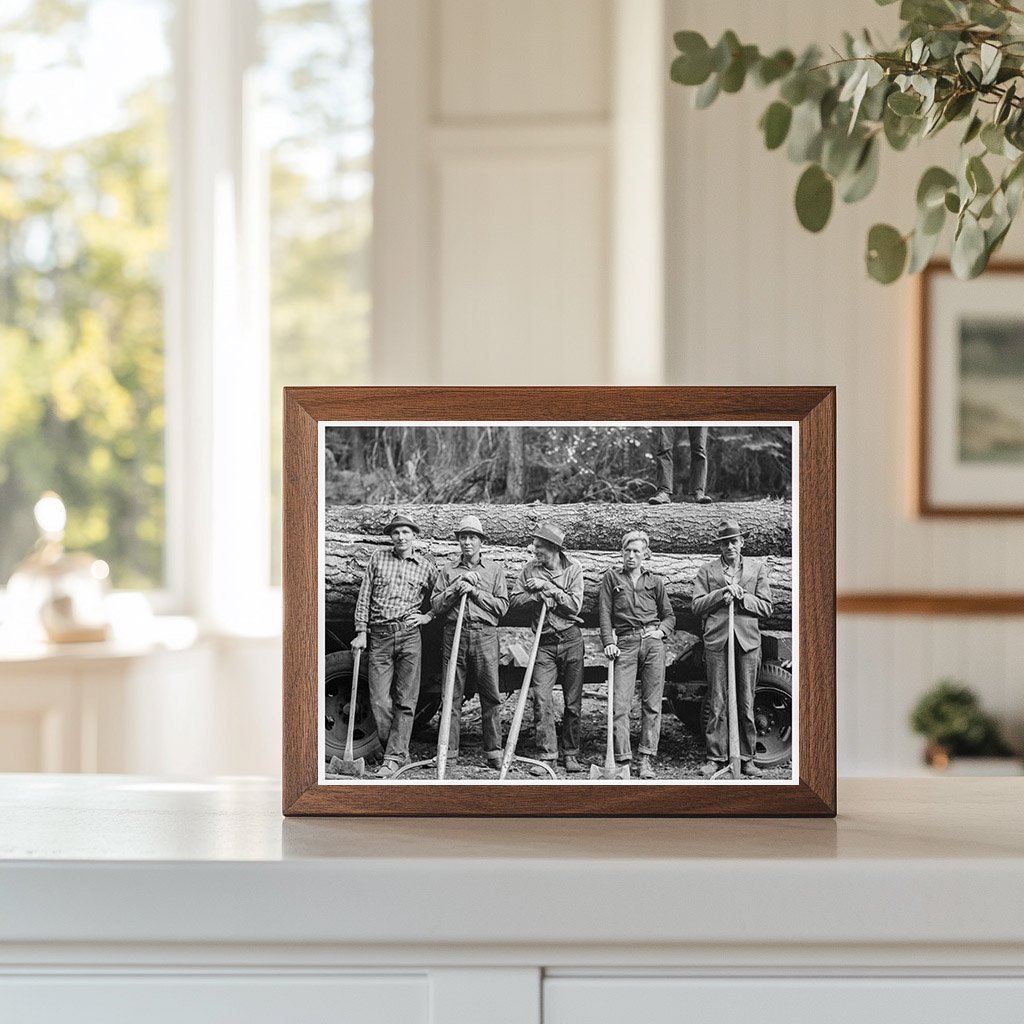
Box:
[918,262,1024,516]
[282,387,836,817]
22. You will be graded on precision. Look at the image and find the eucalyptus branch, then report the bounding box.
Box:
[670,2,1024,283]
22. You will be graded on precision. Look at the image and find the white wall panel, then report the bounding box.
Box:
[666,0,1024,774]
[437,151,608,384]
[438,0,610,120]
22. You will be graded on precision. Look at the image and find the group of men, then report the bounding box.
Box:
[350,511,773,780]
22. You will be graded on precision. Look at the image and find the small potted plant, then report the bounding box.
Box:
[910,680,1018,773]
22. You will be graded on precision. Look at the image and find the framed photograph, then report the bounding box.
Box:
[917,261,1024,516]
[283,387,835,816]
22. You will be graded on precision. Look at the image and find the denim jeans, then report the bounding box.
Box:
[368,623,422,762]
[442,621,502,757]
[654,425,708,495]
[705,645,759,763]
[612,634,666,761]
[532,626,584,760]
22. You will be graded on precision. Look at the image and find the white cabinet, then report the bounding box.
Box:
[1,777,1022,1023]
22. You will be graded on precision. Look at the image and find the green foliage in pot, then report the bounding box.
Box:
[670,0,1024,283]
[909,679,1014,756]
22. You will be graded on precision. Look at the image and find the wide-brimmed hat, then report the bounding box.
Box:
[383,513,420,535]
[714,519,746,542]
[532,522,566,550]
[454,514,488,541]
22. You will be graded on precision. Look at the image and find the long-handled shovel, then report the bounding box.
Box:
[390,593,467,781]
[711,598,741,780]
[328,647,366,777]
[499,604,558,780]
[590,654,630,780]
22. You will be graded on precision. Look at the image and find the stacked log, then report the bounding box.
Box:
[324,500,794,636]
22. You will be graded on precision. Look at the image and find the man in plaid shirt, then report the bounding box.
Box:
[352,513,438,778]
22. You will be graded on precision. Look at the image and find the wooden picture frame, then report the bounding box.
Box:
[283,387,836,816]
[917,261,1024,517]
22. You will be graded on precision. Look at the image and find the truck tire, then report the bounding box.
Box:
[686,660,794,768]
[752,660,793,767]
[324,650,382,764]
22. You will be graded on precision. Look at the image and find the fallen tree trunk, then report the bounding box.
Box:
[325,499,792,556]
[324,534,792,631]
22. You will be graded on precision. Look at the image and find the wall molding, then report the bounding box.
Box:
[838,593,1024,616]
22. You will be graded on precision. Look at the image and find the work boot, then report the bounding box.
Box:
[562,754,584,773]
[638,755,655,780]
[485,752,502,770]
[375,758,403,779]
[647,490,671,505]
[699,760,723,778]
[693,489,713,505]
[741,762,764,778]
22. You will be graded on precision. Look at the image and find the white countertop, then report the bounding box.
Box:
[1,776,1022,952]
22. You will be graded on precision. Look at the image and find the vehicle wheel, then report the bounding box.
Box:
[753,661,793,768]
[697,661,794,768]
[324,650,381,764]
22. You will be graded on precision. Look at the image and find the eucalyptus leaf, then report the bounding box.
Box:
[951,211,986,278]
[944,190,961,213]
[795,164,834,232]
[754,49,795,87]
[787,100,824,162]
[962,115,983,145]
[671,33,713,87]
[760,101,793,150]
[970,2,1009,30]
[842,137,880,203]
[779,74,807,106]
[908,221,943,273]
[694,73,721,109]
[980,42,1002,87]
[917,166,957,210]
[995,82,1017,124]
[888,91,921,115]
[866,223,908,283]
[967,154,995,195]
[981,122,1005,155]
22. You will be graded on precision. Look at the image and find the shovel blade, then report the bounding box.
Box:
[589,762,631,781]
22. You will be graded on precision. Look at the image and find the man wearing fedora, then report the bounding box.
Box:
[352,513,439,778]
[509,523,586,775]
[690,519,774,778]
[599,530,675,779]
[430,515,509,769]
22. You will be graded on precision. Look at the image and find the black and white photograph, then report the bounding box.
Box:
[318,421,797,785]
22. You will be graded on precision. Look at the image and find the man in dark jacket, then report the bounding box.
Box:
[690,519,774,778]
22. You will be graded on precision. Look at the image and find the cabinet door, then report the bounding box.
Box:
[544,976,1024,1023]
[0,974,428,1024]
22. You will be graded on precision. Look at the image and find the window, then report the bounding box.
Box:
[0,0,172,589]
[261,0,372,581]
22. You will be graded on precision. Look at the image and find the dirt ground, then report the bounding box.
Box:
[328,682,792,782]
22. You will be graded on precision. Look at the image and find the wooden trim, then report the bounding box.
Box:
[282,387,836,818]
[839,592,1024,616]
[916,260,1024,518]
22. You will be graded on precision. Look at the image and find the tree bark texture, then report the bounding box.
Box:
[325,499,791,556]
[324,534,792,631]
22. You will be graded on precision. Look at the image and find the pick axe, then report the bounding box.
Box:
[711,597,741,781]
[390,592,468,781]
[590,651,630,780]
[499,603,558,780]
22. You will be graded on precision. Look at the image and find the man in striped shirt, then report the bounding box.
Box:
[352,514,439,778]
